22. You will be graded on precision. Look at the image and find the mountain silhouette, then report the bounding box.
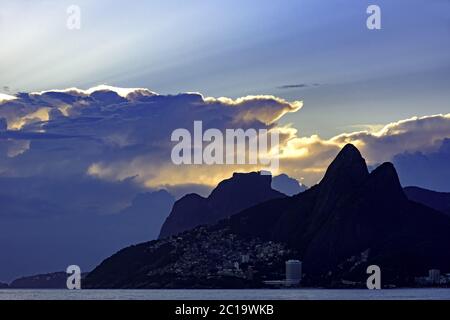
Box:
[225,144,450,284]
[158,172,284,238]
[404,186,450,215]
[85,144,450,287]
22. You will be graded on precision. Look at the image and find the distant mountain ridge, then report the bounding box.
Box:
[159,172,285,238]
[8,271,88,289]
[404,186,450,215]
[271,174,307,196]
[9,272,67,289]
[85,144,450,288]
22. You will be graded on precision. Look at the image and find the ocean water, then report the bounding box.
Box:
[0,288,449,300]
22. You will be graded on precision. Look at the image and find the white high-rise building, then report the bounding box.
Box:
[285,260,302,286]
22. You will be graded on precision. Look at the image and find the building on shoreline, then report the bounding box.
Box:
[264,260,302,287]
[285,260,302,286]
[415,269,450,286]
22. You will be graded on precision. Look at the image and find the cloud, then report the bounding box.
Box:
[330,114,450,163]
[31,85,156,99]
[1,86,449,193]
[204,95,303,124]
[0,178,175,281]
[0,86,303,185]
[277,83,320,90]
[275,114,450,186]
[0,92,17,103]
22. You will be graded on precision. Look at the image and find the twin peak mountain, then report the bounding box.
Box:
[86,144,450,287]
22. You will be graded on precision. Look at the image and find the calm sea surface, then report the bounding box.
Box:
[0,288,449,300]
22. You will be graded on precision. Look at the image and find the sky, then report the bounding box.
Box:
[0,0,449,281]
[1,0,449,137]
